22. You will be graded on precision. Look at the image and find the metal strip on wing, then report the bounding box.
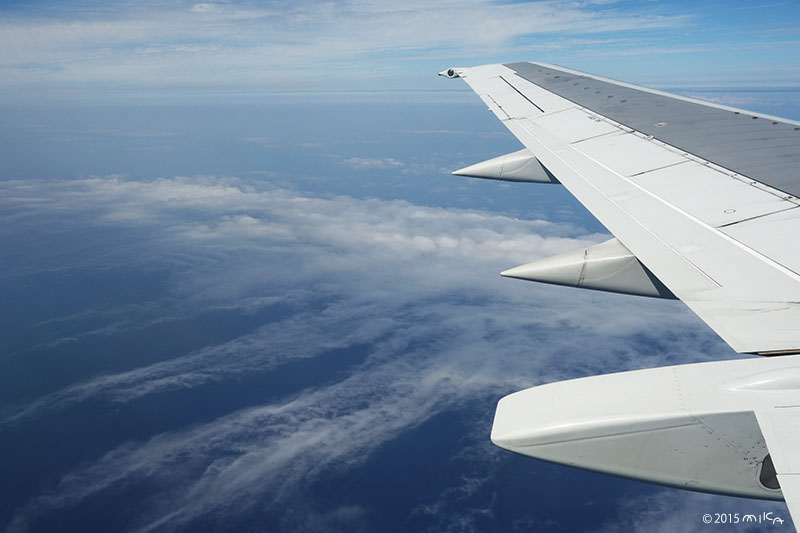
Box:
[499,76,545,113]
[505,62,800,199]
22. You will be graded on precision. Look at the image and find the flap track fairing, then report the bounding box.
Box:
[501,238,675,299]
[452,148,560,184]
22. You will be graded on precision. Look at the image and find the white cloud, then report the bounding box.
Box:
[190,3,225,15]
[0,176,743,531]
[0,1,691,95]
[591,490,790,532]
[341,156,404,169]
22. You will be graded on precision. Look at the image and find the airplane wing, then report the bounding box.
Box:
[442,62,800,355]
[756,407,800,522]
[441,62,800,524]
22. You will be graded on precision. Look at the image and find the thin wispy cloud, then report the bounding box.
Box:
[341,156,404,169]
[0,0,691,97]
[591,491,788,533]
[0,175,751,531]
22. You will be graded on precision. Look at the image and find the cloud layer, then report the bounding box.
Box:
[0,175,778,532]
[0,0,700,98]
[4,1,691,80]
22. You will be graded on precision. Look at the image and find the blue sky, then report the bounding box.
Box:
[2,1,800,532]
[2,0,800,103]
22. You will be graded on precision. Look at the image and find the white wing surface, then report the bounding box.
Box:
[756,407,800,523]
[444,63,800,355]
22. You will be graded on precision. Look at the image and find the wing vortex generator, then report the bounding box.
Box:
[441,62,800,520]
